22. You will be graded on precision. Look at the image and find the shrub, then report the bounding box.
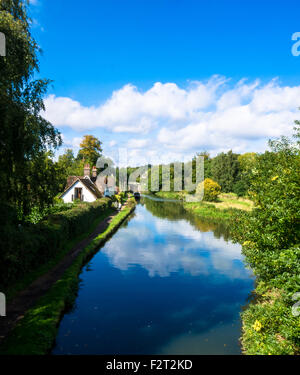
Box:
[114,191,126,204]
[231,124,300,354]
[196,178,221,202]
[0,198,112,289]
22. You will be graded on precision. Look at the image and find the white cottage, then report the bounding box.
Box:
[60,164,102,203]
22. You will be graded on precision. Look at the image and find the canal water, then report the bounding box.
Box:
[52,196,254,355]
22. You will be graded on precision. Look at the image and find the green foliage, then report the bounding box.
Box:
[0,198,136,355]
[241,282,300,355]
[154,191,187,201]
[183,201,238,223]
[77,135,102,166]
[211,150,240,193]
[238,152,258,177]
[193,151,212,179]
[112,192,126,206]
[196,178,221,202]
[209,150,257,196]
[232,123,300,354]
[236,152,258,197]
[0,198,112,289]
[0,0,62,218]
[128,151,253,197]
[57,148,83,174]
[55,149,85,191]
[231,179,248,197]
[25,201,78,224]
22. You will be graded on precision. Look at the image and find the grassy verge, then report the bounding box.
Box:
[5,208,114,302]
[0,198,136,355]
[151,191,252,224]
[240,279,300,355]
[153,191,187,200]
[183,202,240,224]
[204,193,253,211]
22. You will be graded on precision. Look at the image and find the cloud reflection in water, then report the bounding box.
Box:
[102,207,251,280]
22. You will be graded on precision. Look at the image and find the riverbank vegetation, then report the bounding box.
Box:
[0,0,62,221]
[231,124,300,355]
[150,122,300,355]
[1,0,299,357]
[0,198,113,293]
[151,191,252,224]
[196,178,221,202]
[0,198,136,355]
[183,202,240,223]
[0,1,107,292]
[153,191,187,201]
[133,149,258,198]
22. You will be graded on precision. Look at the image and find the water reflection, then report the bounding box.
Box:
[141,196,231,240]
[52,197,254,355]
[103,199,248,279]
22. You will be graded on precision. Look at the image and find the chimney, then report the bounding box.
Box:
[84,163,90,177]
[92,166,97,178]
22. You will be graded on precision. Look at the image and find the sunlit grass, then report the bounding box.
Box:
[183,202,238,223]
[152,191,253,211]
[205,193,253,211]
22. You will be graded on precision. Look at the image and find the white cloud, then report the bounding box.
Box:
[127,139,149,149]
[43,76,224,133]
[44,77,300,164]
[109,140,117,147]
[61,134,82,149]
[101,209,250,279]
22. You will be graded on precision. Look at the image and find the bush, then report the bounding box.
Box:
[231,125,300,354]
[0,198,112,289]
[196,178,221,202]
[232,179,248,197]
[113,192,126,204]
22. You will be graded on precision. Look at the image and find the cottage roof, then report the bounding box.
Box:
[79,177,102,198]
[60,176,102,199]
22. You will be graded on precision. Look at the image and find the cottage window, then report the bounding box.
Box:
[75,187,83,201]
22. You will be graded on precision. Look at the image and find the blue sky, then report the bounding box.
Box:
[29,0,300,165]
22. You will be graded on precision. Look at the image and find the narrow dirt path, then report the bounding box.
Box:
[0,207,125,345]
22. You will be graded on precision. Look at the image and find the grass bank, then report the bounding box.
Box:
[0,198,113,290]
[183,202,240,224]
[0,198,136,355]
[153,191,186,201]
[5,207,113,302]
[240,280,300,354]
[151,191,252,224]
[204,193,253,211]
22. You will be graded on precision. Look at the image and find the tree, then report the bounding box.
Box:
[28,151,63,209]
[231,123,300,354]
[0,0,61,218]
[57,149,75,173]
[77,135,102,166]
[234,152,258,196]
[234,134,300,273]
[56,148,85,184]
[238,152,257,174]
[196,178,221,202]
[193,152,212,180]
[211,150,240,193]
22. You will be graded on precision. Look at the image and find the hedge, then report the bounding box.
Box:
[0,198,137,355]
[0,198,112,289]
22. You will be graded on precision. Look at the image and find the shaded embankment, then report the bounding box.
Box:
[0,198,136,354]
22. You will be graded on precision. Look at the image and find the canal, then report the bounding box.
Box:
[52,196,254,355]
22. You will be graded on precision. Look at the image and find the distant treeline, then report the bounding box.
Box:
[119,150,257,196]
